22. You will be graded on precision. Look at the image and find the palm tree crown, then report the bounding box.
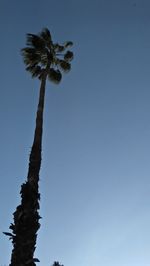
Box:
[22,27,73,82]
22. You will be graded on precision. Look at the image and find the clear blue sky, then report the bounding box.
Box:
[0,0,150,265]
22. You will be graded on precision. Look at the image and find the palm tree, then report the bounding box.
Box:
[4,28,73,266]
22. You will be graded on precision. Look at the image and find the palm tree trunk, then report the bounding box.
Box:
[9,72,47,266]
[27,72,47,185]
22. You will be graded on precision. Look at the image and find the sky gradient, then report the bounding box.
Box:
[0,0,150,265]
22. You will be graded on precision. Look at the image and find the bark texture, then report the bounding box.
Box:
[9,74,47,266]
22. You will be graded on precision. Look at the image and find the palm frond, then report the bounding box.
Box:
[26,34,45,50]
[21,48,41,66]
[26,65,42,78]
[64,51,74,61]
[58,60,71,72]
[26,64,37,71]
[40,54,48,65]
[54,43,65,52]
[22,47,36,54]
[63,41,73,48]
[48,68,62,84]
[40,28,52,44]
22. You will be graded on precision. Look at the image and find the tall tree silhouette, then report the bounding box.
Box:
[4,28,73,266]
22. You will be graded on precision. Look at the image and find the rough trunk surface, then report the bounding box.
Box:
[9,74,47,266]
